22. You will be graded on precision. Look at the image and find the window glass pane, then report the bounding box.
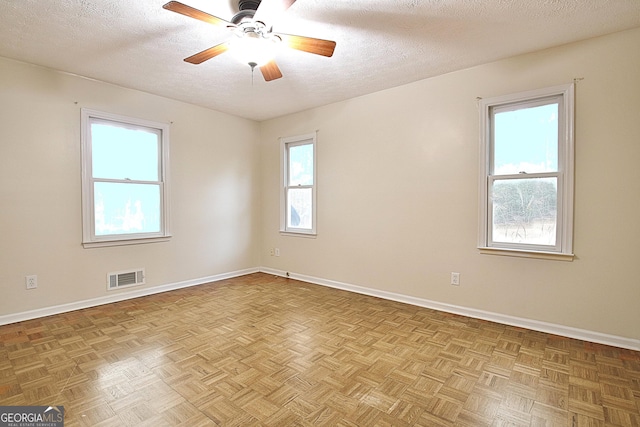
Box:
[493,102,558,175]
[94,182,161,235]
[92,122,159,181]
[492,177,557,245]
[288,143,313,186]
[287,187,312,229]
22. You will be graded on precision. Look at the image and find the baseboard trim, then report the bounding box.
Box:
[261,267,640,351]
[0,267,259,327]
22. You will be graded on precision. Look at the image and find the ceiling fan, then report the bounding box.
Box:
[163,0,336,82]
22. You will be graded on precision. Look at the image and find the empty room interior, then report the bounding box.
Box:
[1,0,639,425]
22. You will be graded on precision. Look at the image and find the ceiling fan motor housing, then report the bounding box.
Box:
[238,0,260,11]
[232,0,261,24]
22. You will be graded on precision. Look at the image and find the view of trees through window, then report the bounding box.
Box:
[492,178,557,245]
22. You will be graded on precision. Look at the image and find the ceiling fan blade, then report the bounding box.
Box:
[260,60,283,81]
[253,0,296,24]
[276,33,336,57]
[163,1,233,27]
[184,42,230,64]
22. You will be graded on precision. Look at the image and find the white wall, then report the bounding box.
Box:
[0,57,260,317]
[259,28,640,344]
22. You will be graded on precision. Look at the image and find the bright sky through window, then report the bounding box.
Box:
[91,124,159,180]
[289,143,313,186]
[493,103,558,175]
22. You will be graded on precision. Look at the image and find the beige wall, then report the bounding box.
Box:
[259,28,640,342]
[2,27,638,345]
[0,57,261,315]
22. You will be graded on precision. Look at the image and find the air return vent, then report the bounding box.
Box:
[107,268,145,290]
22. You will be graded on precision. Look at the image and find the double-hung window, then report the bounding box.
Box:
[478,84,574,259]
[280,132,317,235]
[81,109,171,247]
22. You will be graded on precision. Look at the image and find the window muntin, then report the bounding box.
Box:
[81,109,171,247]
[479,85,574,257]
[281,133,317,235]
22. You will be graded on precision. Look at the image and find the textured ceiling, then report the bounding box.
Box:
[1,0,639,121]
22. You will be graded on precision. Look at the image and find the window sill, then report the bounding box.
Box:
[280,231,317,239]
[83,235,172,249]
[478,247,574,261]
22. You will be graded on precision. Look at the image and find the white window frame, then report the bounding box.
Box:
[478,84,574,260]
[81,109,171,248]
[280,132,317,236]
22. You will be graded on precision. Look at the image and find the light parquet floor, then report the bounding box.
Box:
[1,273,639,426]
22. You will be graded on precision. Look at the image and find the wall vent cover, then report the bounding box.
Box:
[107,268,145,290]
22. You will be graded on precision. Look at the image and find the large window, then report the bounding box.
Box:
[478,84,574,259]
[280,132,317,235]
[81,109,171,247]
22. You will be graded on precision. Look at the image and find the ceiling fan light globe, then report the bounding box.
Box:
[231,32,279,67]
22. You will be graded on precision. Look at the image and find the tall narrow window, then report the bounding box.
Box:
[281,132,317,235]
[478,84,574,258]
[81,109,171,247]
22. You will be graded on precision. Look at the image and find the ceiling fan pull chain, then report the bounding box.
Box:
[249,61,257,86]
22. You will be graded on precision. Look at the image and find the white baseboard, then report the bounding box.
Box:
[261,267,640,351]
[0,267,259,327]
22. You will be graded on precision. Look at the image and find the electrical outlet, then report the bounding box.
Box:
[270,248,274,256]
[275,248,280,257]
[450,272,460,286]
[26,275,38,290]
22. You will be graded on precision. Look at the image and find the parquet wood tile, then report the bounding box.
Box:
[1,272,639,426]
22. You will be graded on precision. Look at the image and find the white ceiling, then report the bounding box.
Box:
[1,0,639,121]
